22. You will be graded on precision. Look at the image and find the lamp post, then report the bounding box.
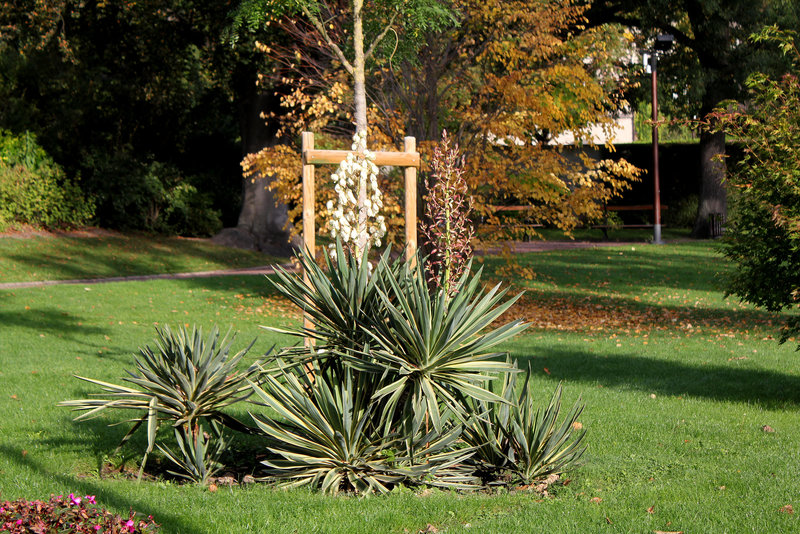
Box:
[650,34,673,245]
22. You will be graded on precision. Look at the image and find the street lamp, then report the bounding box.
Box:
[650,34,673,245]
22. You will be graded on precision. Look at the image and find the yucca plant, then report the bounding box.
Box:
[367,257,527,436]
[267,241,401,359]
[508,379,587,484]
[249,365,404,495]
[157,420,227,485]
[59,324,260,479]
[265,239,526,445]
[463,367,587,486]
[249,363,477,494]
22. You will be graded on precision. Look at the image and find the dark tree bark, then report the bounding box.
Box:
[692,127,727,237]
[213,92,294,255]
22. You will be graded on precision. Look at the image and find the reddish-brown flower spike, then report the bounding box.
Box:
[421,131,475,296]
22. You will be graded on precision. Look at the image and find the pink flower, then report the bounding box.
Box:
[69,493,82,506]
[125,519,135,533]
[93,525,102,532]
[15,519,23,525]
[85,495,96,505]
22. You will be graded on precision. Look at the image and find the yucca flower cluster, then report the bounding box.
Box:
[326,130,386,260]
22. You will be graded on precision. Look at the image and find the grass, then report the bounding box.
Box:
[1,235,799,533]
[0,232,280,283]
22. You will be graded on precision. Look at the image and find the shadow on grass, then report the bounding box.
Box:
[516,347,800,410]
[0,308,107,341]
[482,241,731,293]
[0,442,209,534]
[0,235,280,283]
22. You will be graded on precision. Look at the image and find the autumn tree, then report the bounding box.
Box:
[707,27,800,345]
[374,0,641,236]
[242,0,640,244]
[586,0,800,237]
[231,0,453,250]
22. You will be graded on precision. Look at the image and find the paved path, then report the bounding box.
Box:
[0,240,645,290]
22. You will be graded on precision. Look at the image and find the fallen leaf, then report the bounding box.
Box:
[780,505,794,515]
[762,425,776,433]
[590,497,603,504]
[419,524,439,533]
[649,393,657,399]
[606,517,613,524]
[10,394,17,399]
[654,531,683,534]
[647,506,655,514]
[207,484,218,493]
[572,421,583,430]
[543,367,551,375]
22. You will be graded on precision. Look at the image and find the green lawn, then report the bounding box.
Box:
[1,236,798,533]
[0,233,279,283]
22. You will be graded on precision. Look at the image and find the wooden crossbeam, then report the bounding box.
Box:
[304,149,420,168]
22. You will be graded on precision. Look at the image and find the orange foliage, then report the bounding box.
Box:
[243,0,641,245]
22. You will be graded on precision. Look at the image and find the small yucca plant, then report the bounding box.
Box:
[463,366,587,486]
[60,324,260,480]
[157,420,228,485]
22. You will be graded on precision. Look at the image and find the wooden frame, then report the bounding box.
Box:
[300,131,420,339]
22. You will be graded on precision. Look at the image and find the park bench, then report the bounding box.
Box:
[484,203,668,239]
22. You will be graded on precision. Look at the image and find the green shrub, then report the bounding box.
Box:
[0,494,159,533]
[708,27,800,344]
[80,151,221,236]
[0,130,94,231]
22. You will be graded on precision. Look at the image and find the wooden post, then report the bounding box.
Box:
[301,132,315,347]
[403,136,417,266]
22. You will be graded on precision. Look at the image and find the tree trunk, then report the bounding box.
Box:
[212,92,294,255]
[691,127,727,238]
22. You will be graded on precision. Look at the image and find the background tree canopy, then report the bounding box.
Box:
[0,0,283,239]
[241,0,642,245]
[3,0,798,246]
[586,0,800,237]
